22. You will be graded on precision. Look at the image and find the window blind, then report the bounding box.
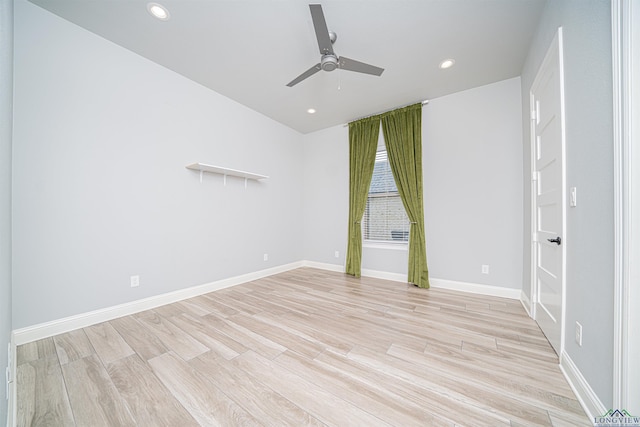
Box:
[362,150,410,242]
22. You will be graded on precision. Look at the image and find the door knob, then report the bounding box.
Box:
[547,237,561,245]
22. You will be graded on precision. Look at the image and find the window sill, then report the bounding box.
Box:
[363,241,408,251]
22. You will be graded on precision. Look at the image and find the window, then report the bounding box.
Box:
[362,150,410,243]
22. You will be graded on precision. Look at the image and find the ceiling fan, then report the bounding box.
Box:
[286,4,385,87]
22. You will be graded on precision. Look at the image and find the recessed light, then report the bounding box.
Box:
[307,108,316,114]
[147,3,170,20]
[439,59,455,69]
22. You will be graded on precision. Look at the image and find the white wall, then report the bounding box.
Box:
[302,125,349,266]
[12,0,304,329]
[424,78,523,289]
[0,0,13,420]
[303,77,523,290]
[520,0,614,409]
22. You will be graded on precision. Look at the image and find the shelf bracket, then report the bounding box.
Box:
[185,163,269,186]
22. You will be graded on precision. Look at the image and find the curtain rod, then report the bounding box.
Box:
[343,99,429,127]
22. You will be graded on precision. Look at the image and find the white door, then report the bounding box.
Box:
[530,28,566,355]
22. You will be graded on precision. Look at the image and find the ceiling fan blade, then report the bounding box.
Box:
[286,63,322,87]
[309,4,334,55]
[338,56,384,76]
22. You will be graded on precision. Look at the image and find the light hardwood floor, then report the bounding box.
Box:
[16,268,591,426]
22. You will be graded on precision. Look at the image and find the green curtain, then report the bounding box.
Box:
[345,117,379,277]
[381,103,430,288]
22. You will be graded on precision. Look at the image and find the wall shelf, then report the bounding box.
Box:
[186,162,268,187]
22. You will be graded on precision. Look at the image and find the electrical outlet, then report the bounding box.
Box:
[482,265,490,274]
[130,275,140,288]
[575,321,583,346]
[334,251,339,258]
[263,253,268,262]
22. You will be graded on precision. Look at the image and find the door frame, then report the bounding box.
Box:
[612,0,638,412]
[529,27,567,357]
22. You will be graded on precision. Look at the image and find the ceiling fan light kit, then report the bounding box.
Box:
[287,4,384,87]
[321,55,338,71]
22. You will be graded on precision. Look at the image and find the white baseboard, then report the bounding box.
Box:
[520,290,533,317]
[300,261,408,284]
[302,263,522,300]
[361,268,407,283]
[12,261,304,346]
[429,277,521,300]
[6,334,16,427]
[560,350,605,423]
[11,262,519,347]
[301,260,344,273]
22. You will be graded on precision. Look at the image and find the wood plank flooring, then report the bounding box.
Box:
[16,268,591,426]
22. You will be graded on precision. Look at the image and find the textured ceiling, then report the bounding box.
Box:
[28,0,546,134]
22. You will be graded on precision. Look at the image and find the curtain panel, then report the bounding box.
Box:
[345,117,379,277]
[381,103,430,288]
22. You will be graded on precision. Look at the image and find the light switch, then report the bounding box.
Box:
[570,187,577,207]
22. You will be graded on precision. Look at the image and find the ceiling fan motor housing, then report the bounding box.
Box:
[321,54,338,72]
[286,5,383,86]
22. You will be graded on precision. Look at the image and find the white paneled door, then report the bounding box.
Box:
[530,28,566,355]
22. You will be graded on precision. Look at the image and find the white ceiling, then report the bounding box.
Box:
[27,0,546,134]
